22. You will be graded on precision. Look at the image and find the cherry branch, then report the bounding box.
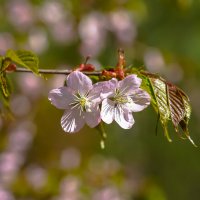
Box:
[14,67,102,76]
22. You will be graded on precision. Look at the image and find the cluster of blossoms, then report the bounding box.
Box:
[48,71,151,133]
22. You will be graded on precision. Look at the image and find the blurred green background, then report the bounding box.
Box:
[0,0,200,199]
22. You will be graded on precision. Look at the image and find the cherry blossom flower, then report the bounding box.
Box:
[100,75,151,129]
[48,71,103,133]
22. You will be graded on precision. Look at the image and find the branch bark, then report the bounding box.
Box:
[14,67,102,75]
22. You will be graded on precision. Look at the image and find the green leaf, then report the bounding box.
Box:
[1,57,12,72]
[0,56,12,117]
[139,70,195,146]
[150,77,172,142]
[0,72,10,98]
[89,75,100,83]
[138,71,172,141]
[5,49,39,75]
[0,75,12,119]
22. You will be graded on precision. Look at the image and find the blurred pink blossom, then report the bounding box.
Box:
[17,74,45,100]
[60,176,80,194]
[25,165,47,190]
[60,147,81,170]
[49,74,66,89]
[10,95,31,117]
[50,20,76,44]
[165,63,183,83]
[57,176,82,200]
[108,10,137,44]
[0,32,15,54]
[8,129,33,153]
[144,48,165,73]
[38,1,66,25]
[27,28,49,54]
[79,12,107,56]
[0,187,15,200]
[7,0,34,31]
[0,152,24,184]
[0,121,35,186]
[92,186,121,200]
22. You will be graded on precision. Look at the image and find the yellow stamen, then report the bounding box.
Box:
[112,89,129,104]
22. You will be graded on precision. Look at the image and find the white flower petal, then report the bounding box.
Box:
[101,99,115,124]
[131,89,151,112]
[118,75,142,95]
[61,108,85,133]
[67,71,92,95]
[85,107,101,128]
[114,106,134,129]
[48,87,74,109]
[87,81,108,103]
[130,102,148,112]
[123,98,136,111]
[100,78,118,99]
[124,111,135,125]
[109,78,118,88]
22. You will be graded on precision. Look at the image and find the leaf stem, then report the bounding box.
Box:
[14,67,102,76]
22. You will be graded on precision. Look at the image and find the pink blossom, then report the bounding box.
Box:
[48,71,102,133]
[100,75,151,129]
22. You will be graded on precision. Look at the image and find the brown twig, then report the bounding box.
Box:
[14,67,102,75]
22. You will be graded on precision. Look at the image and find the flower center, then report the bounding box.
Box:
[70,91,91,112]
[79,96,87,108]
[111,89,129,104]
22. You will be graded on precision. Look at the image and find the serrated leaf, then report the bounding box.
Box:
[149,77,172,142]
[166,83,196,146]
[140,70,195,146]
[182,96,191,120]
[138,71,172,141]
[167,83,186,128]
[6,49,39,75]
